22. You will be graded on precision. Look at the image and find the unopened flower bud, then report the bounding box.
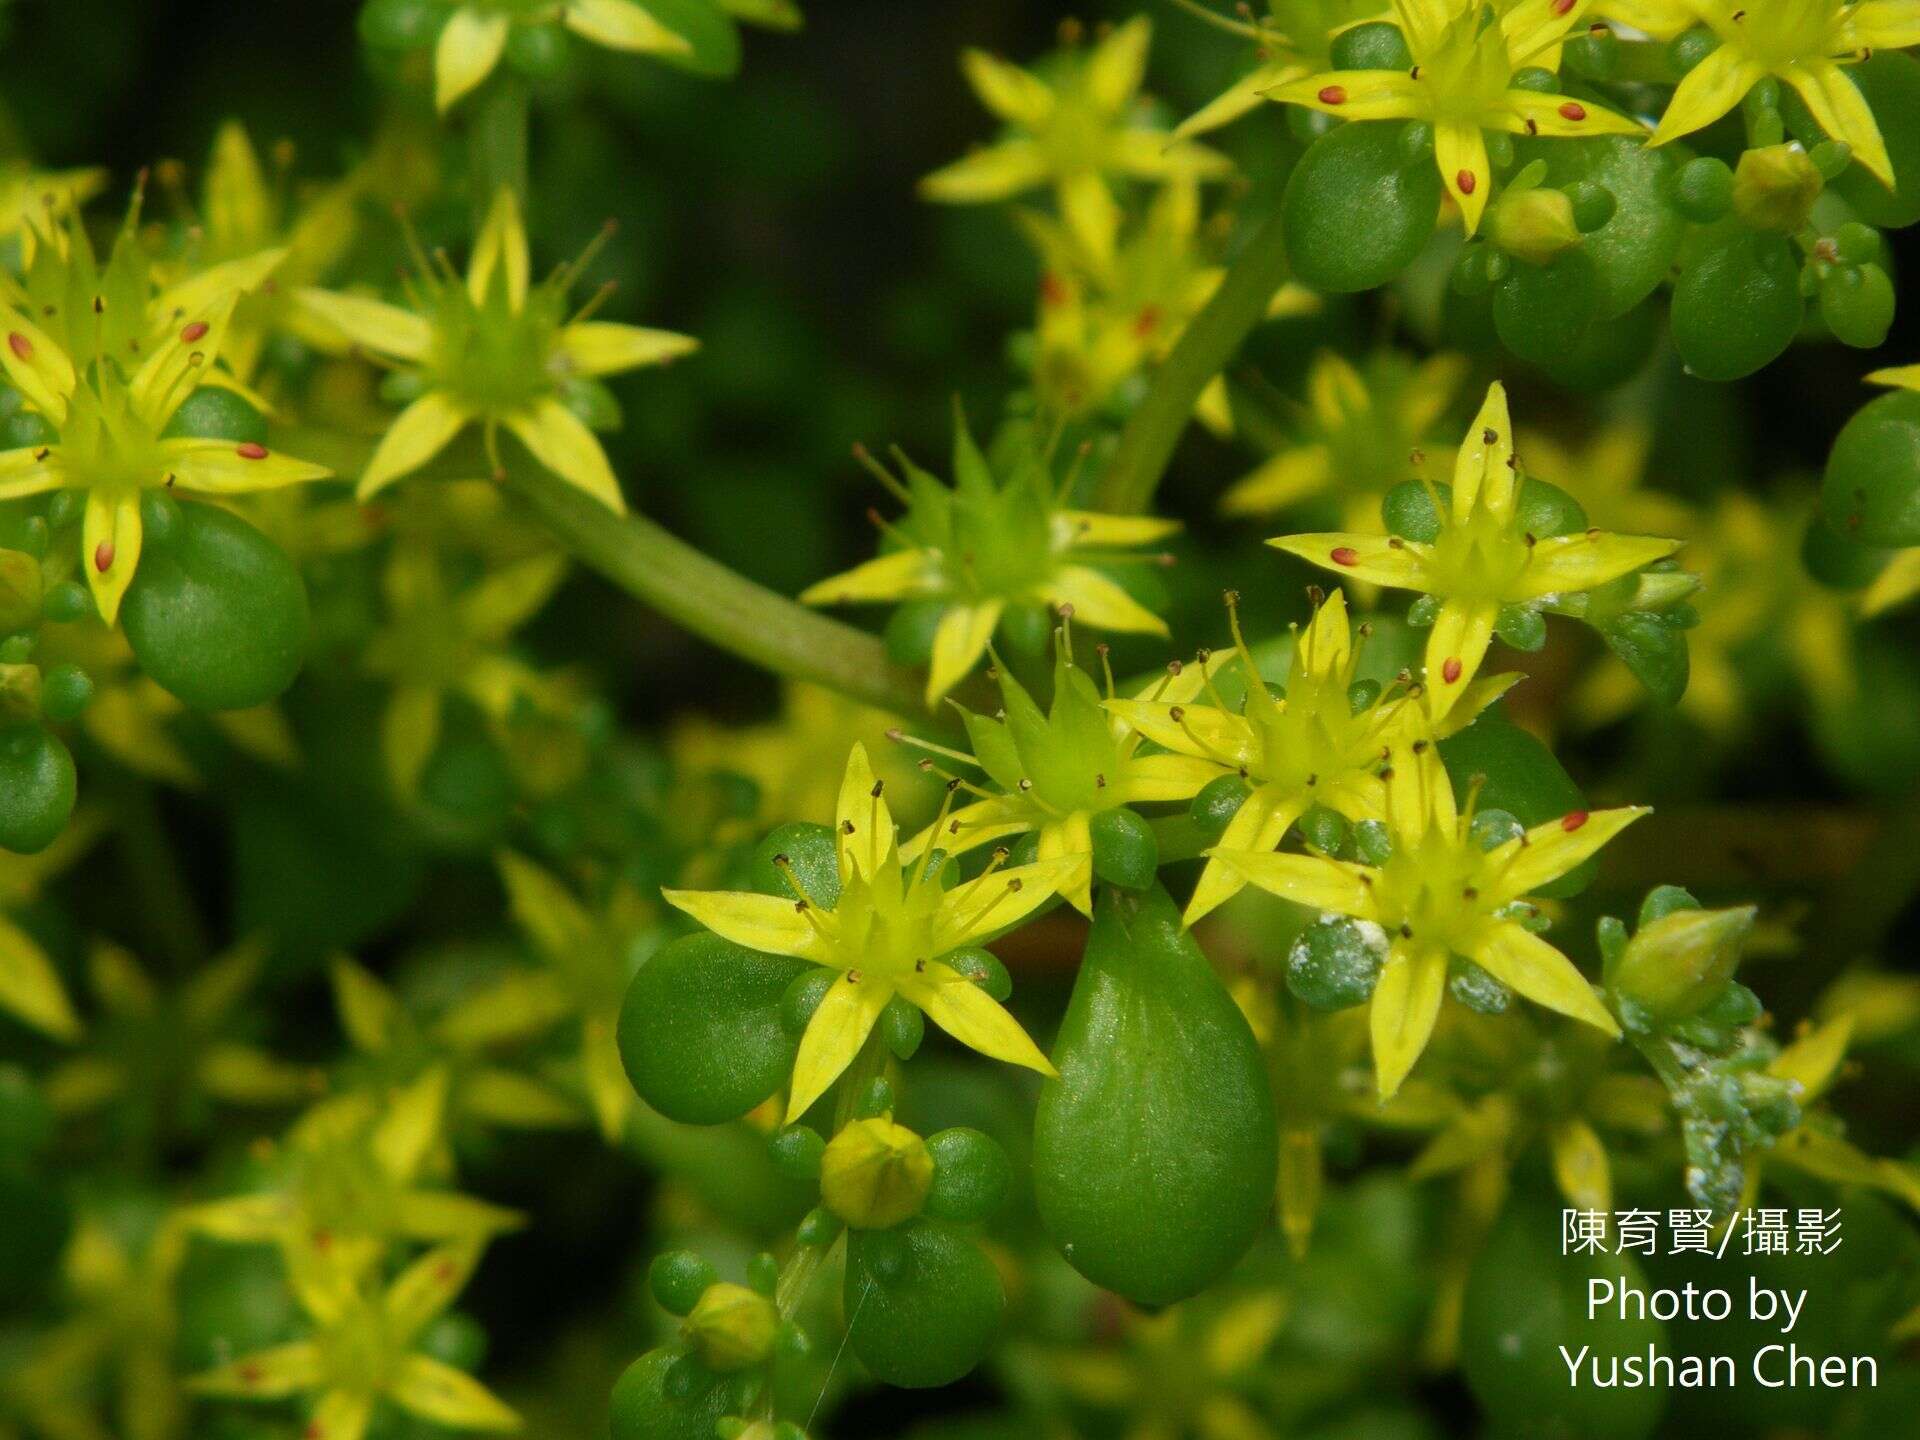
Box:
[820,1116,933,1230]
[682,1281,780,1372]
[1732,144,1822,233]
[1611,904,1757,1028]
[1490,186,1582,266]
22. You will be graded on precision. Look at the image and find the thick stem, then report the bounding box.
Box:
[507,461,937,718]
[1092,204,1291,514]
[468,72,529,215]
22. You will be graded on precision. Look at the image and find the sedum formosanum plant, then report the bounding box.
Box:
[4,4,1920,1440]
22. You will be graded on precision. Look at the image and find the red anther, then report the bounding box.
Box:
[1330,546,1359,566]
[1558,101,1587,121]
[1132,304,1162,336]
[1040,272,1068,306]
[1442,656,1462,684]
[236,442,270,459]
[181,320,209,343]
[1562,809,1590,832]
[1554,0,1575,12]
[7,332,30,360]
[1456,170,1478,195]
[1319,85,1348,104]
[94,541,114,572]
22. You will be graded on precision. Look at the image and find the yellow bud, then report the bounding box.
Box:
[1732,144,1822,233]
[820,1116,933,1230]
[0,662,41,723]
[1490,187,1581,266]
[0,549,41,632]
[682,1282,780,1372]
[1612,905,1756,1025]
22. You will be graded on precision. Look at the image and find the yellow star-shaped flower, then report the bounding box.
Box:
[296,187,697,514]
[1269,381,1682,721]
[434,0,693,111]
[921,17,1234,268]
[663,744,1072,1121]
[1267,0,1645,233]
[1649,0,1920,188]
[1107,588,1515,924]
[1211,739,1636,1097]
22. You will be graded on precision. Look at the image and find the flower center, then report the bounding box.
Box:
[1415,10,1516,125]
[57,380,166,497]
[1713,0,1834,67]
[1374,829,1487,951]
[428,288,561,413]
[1424,506,1531,601]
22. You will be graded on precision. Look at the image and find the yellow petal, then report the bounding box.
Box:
[461,1065,586,1127]
[304,1390,374,1440]
[1371,942,1448,1100]
[152,245,288,324]
[787,973,891,1121]
[1496,89,1646,140]
[1106,130,1236,182]
[382,683,446,800]
[388,1354,520,1432]
[1111,751,1224,804]
[919,140,1051,202]
[1784,60,1894,189]
[186,1341,326,1399]
[180,1192,295,1243]
[660,887,832,961]
[960,48,1054,126]
[1549,1116,1612,1213]
[1204,835,1374,924]
[1769,1016,1852,1099]
[1436,121,1491,236]
[330,955,398,1053]
[1298,588,1353,677]
[1220,447,1334,517]
[0,914,81,1040]
[797,549,941,606]
[497,850,595,959]
[1041,564,1167,635]
[197,1042,315,1105]
[926,599,1003,704]
[385,1241,485,1338]
[437,969,575,1049]
[391,1188,526,1241]
[1267,532,1433,591]
[1650,45,1765,149]
[1175,57,1299,138]
[359,392,472,500]
[435,8,509,112]
[293,287,434,361]
[0,447,66,502]
[1103,697,1256,767]
[897,960,1056,1076]
[1423,598,1499,722]
[564,0,693,54]
[1506,531,1682,601]
[1085,14,1151,112]
[932,854,1083,949]
[468,187,530,311]
[1185,790,1307,924]
[0,307,76,424]
[83,489,143,628]
[1846,1,1920,51]
[1052,509,1181,548]
[555,321,698,376]
[1464,918,1620,1035]
[1057,169,1122,272]
[583,1015,633,1140]
[1268,68,1425,122]
[372,1068,449,1182]
[162,437,331,495]
[1037,809,1095,917]
[1453,381,1516,522]
[503,398,626,513]
[1487,804,1650,902]
[206,121,272,247]
[835,741,896,882]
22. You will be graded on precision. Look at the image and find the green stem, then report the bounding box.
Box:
[112,779,208,975]
[468,72,529,215]
[506,461,937,719]
[1092,203,1291,514]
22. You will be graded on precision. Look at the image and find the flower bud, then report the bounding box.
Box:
[1610,904,1757,1028]
[1490,186,1582,266]
[1732,144,1822,233]
[0,662,41,725]
[682,1281,780,1372]
[820,1116,933,1230]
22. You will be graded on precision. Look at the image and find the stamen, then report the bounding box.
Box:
[885,727,976,767]
[852,442,913,505]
